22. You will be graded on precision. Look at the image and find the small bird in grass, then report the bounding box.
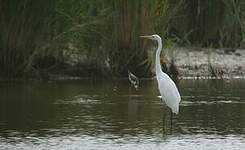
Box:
[128,70,139,90]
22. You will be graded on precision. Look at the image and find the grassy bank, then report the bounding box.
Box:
[0,0,245,79]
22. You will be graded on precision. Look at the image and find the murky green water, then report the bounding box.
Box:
[0,79,244,150]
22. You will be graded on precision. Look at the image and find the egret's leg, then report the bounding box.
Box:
[170,109,173,134]
[162,107,167,135]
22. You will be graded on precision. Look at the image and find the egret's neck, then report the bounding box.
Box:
[155,38,163,76]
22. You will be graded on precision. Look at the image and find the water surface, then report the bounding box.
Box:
[0,79,244,149]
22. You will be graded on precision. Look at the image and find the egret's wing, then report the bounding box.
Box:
[157,72,181,114]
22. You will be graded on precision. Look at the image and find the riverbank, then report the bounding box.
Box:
[32,47,245,80]
[0,48,244,81]
[167,48,245,79]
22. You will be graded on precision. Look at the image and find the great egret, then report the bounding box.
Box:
[128,70,139,90]
[140,34,181,114]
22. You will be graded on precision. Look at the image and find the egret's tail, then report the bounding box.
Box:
[171,104,179,114]
[172,107,179,114]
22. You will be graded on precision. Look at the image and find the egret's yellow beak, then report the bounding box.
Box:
[140,35,152,39]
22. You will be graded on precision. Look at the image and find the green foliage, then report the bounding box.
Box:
[0,0,55,77]
[0,0,245,78]
[165,0,245,47]
[219,0,245,47]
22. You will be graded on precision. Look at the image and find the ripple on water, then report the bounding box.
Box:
[0,134,244,150]
[180,100,245,106]
[53,94,103,105]
[0,79,245,150]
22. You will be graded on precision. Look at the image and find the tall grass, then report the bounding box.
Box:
[166,0,245,47]
[0,0,245,78]
[53,0,111,77]
[108,0,157,77]
[0,0,54,77]
[220,0,245,47]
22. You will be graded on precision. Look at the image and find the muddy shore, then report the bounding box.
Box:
[164,48,245,79]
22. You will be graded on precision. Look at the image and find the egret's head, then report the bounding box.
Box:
[140,34,161,41]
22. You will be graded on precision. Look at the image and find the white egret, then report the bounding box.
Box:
[128,70,139,90]
[140,34,181,114]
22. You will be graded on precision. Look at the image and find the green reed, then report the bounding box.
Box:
[0,0,244,78]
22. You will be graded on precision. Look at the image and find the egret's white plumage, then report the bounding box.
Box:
[140,34,181,114]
